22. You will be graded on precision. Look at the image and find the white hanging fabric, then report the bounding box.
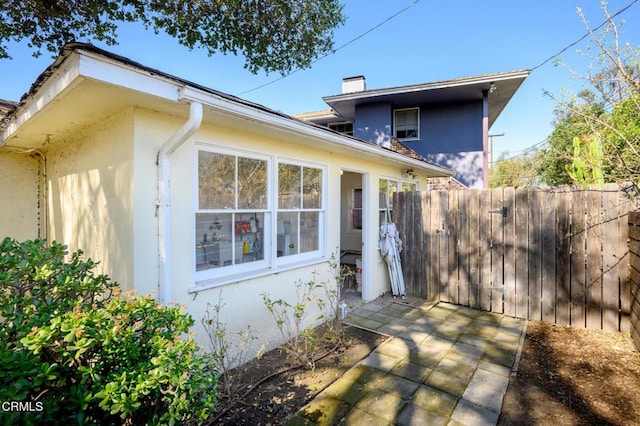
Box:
[378,209,406,298]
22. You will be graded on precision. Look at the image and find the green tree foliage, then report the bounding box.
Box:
[0,0,345,74]
[489,152,539,188]
[536,2,640,187]
[536,100,605,187]
[0,238,217,425]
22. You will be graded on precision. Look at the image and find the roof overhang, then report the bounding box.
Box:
[0,43,453,178]
[323,70,530,128]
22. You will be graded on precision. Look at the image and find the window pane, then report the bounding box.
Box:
[236,212,265,264]
[238,157,267,209]
[300,212,320,253]
[199,151,235,209]
[353,188,362,209]
[303,167,322,208]
[195,213,236,270]
[402,181,418,192]
[352,209,362,230]
[277,212,299,256]
[279,164,301,209]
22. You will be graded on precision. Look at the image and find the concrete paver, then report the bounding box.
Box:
[286,300,526,426]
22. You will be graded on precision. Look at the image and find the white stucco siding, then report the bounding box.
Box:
[0,151,40,241]
[46,110,135,290]
[155,117,413,352]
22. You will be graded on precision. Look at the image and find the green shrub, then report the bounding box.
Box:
[0,238,217,425]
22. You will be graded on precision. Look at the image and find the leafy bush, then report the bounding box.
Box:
[0,238,217,425]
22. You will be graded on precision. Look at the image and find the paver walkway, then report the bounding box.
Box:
[286,299,526,426]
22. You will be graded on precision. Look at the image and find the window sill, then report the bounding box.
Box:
[189,257,328,293]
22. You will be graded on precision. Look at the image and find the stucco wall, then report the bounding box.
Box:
[130,112,409,353]
[0,151,40,241]
[46,110,135,290]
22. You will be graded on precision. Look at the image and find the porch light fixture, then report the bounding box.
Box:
[489,82,497,94]
[402,169,416,179]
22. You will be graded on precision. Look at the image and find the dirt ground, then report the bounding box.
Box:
[211,325,386,425]
[498,320,640,426]
[211,316,640,425]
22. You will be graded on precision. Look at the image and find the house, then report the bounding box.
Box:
[0,43,453,353]
[297,71,530,188]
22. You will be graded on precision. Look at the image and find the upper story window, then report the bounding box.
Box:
[394,108,419,140]
[328,122,354,136]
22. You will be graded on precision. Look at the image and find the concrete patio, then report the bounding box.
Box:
[286,298,527,425]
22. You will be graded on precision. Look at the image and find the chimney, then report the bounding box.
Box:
[342,76,366,94]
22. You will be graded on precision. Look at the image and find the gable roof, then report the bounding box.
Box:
[322,70,530,128]
[0,99,15,119]
[1,42,453,177]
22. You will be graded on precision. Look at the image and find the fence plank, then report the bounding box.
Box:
[468,190,481,308]
[571,189,587,328]
[422,192,435,301]
[586,187,603,329]
[428,191,441,301]
[437,191,449,302]
[479,190,492,311]
[490,188,505,313]
[541,191,558,324]
[458,190,470,306]
[529,190,543,320]
[556,188,571,325]
[413,192,426,298]
[503,187,516,317]
[448,190,460,304]
[602,183,620,331]
[514,189,529,319]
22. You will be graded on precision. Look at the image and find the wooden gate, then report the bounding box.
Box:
[394,183,640,332]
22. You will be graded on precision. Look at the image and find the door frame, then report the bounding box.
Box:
[340,167,371,301]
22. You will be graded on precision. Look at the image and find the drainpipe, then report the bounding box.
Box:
[158,99,203,304]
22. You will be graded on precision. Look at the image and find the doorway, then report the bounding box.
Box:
[340,170,368,305]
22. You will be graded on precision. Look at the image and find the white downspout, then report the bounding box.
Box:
[158,99,203,304]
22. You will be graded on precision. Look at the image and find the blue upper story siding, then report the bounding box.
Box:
[351,99,485,188]
[354,103,392,147]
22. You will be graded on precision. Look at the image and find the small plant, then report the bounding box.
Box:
[0,238,218,425]
[201,292,264,397]
[261,273,322,368]
[261,251,348,367]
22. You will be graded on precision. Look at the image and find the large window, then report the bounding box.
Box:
[277,163,324,257]
[394,108,419,140]
[195,147,325,283]
[196,150,269,272]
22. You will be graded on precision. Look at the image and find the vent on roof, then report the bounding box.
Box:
[342,76,366,94]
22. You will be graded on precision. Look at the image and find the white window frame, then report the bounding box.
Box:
[347,186,363,232]
[379,177,398,225]
[194,146,272,284]
[328,121,354,136]
[192,144,328,289]
[393,107,420,141]
[276,159,327,266]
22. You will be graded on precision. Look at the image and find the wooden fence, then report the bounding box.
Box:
[629,211,640,349]
[394,183,640,332]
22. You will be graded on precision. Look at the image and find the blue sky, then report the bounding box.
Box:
[1,0,638,160]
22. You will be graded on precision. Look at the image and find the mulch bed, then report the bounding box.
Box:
[498,320,640,425]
